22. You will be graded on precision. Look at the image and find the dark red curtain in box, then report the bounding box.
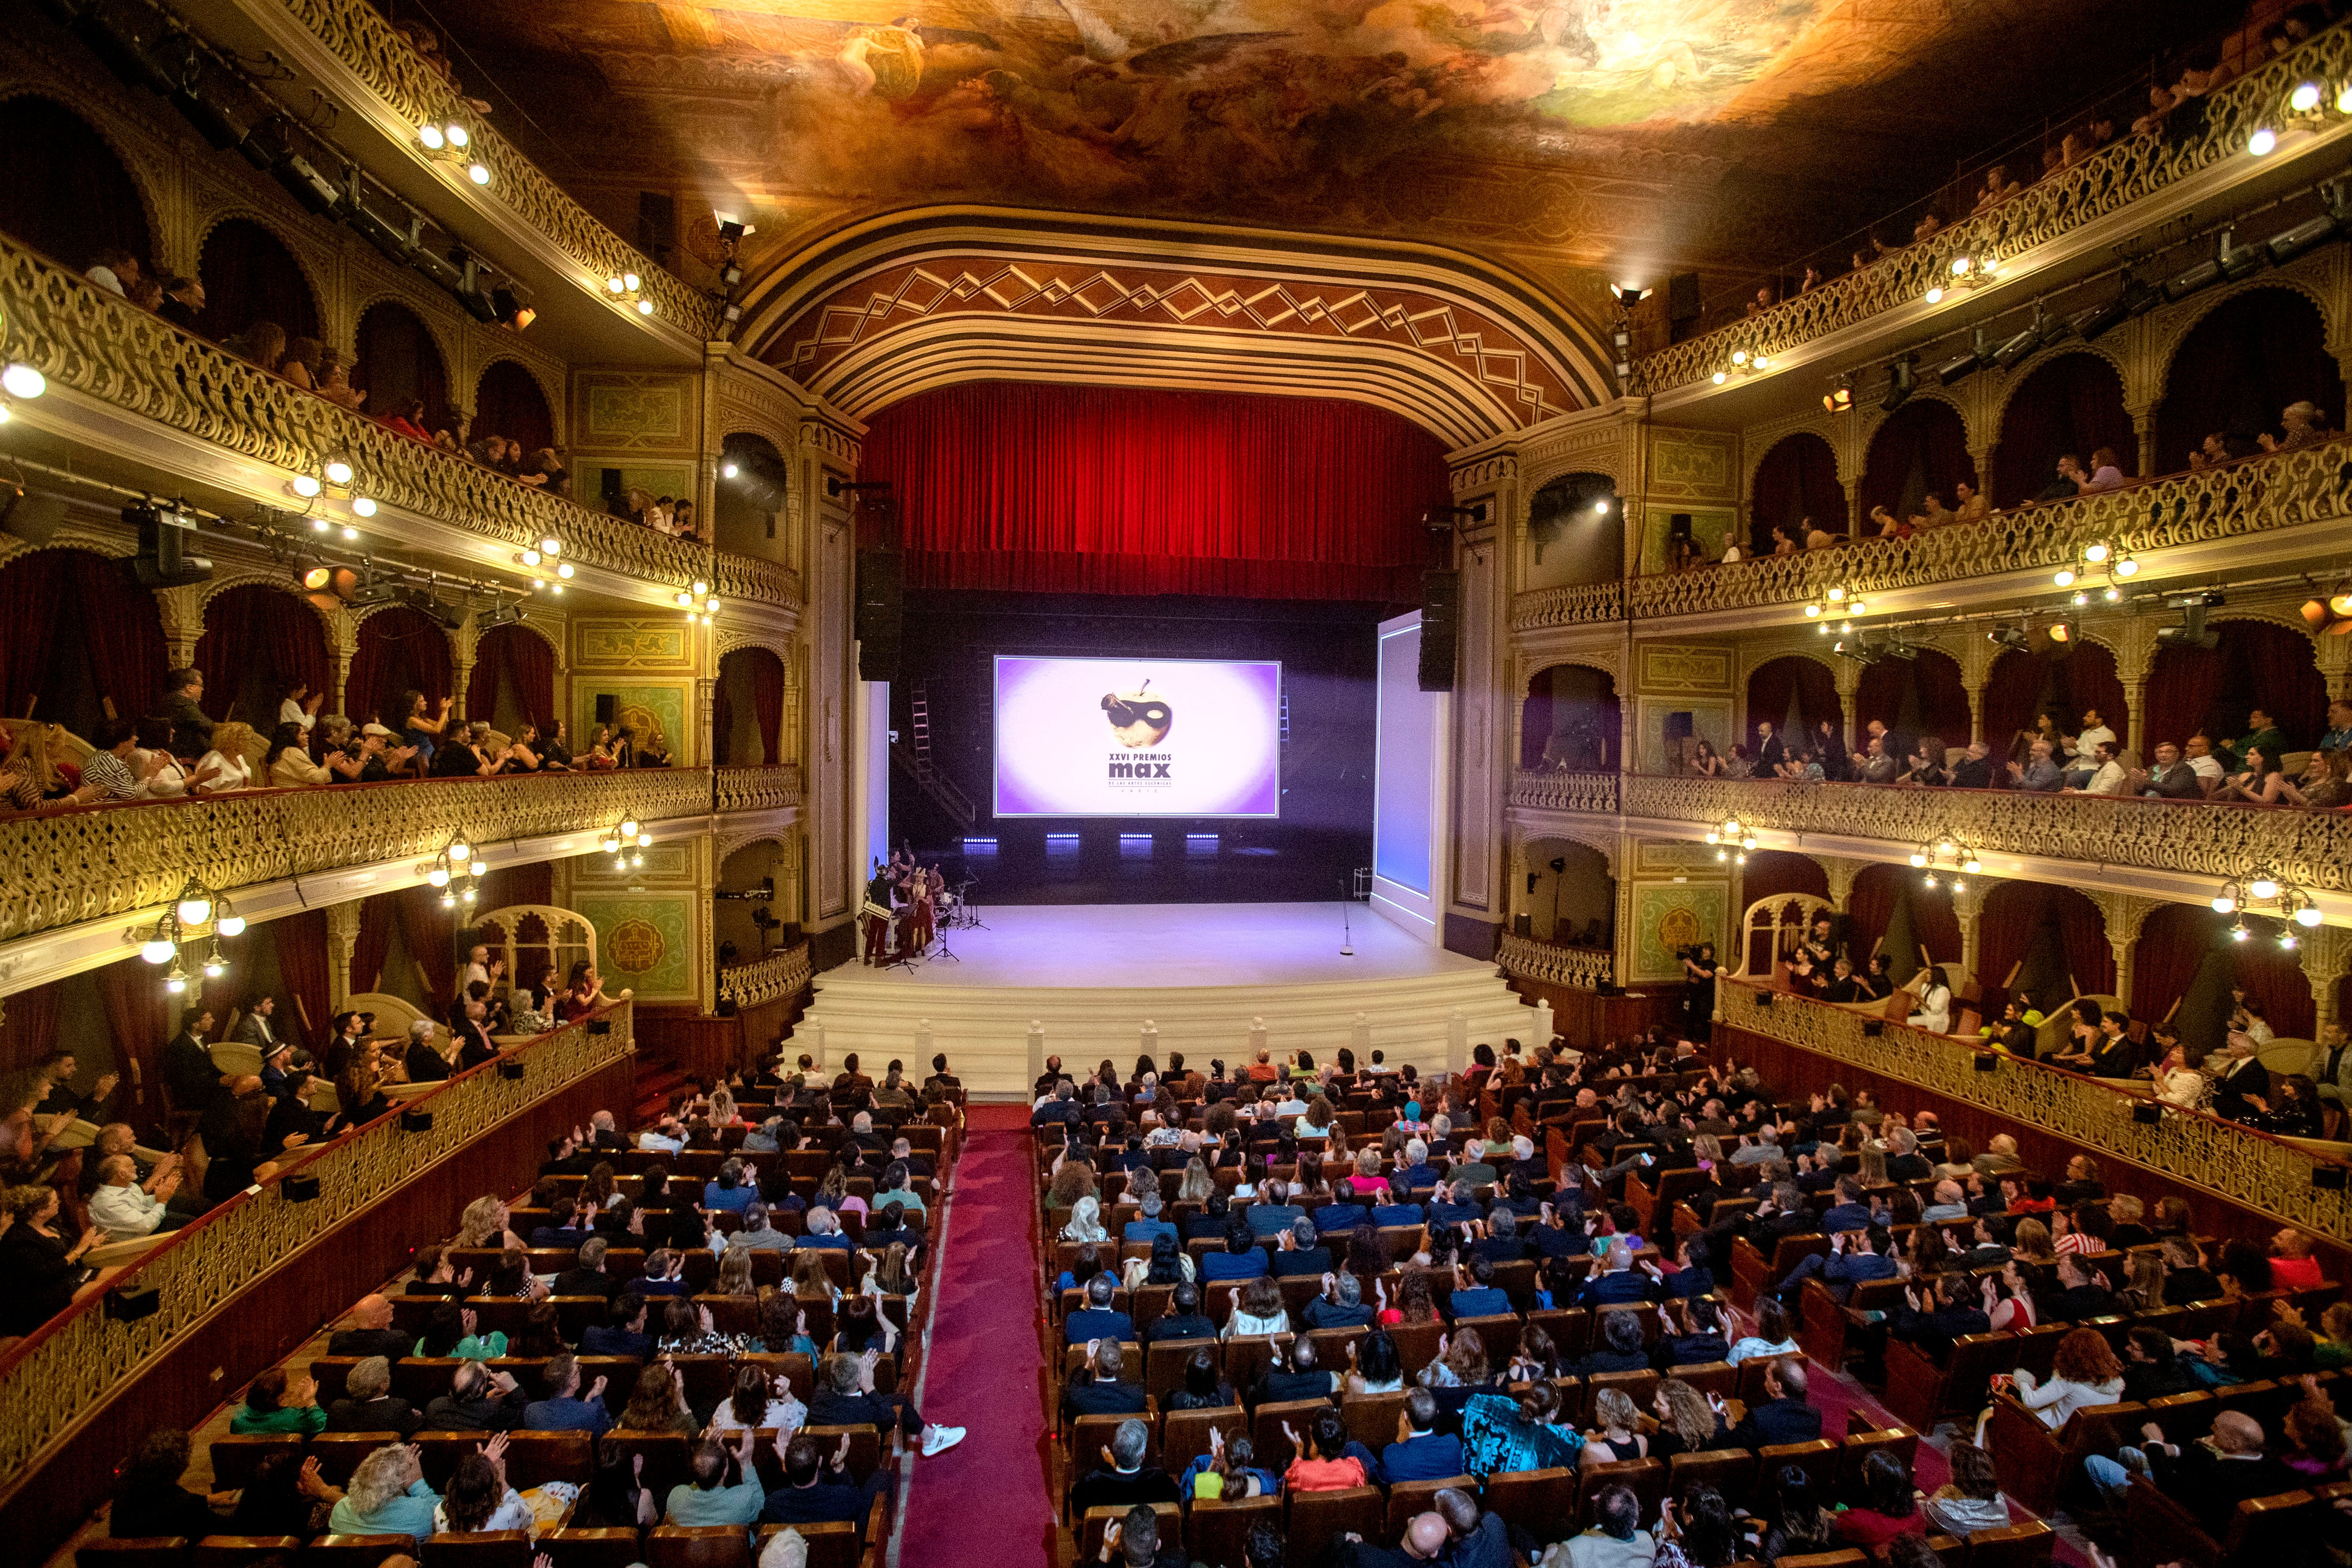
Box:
[473,860,553,914]
[2145,619,2328,752]
[350,894,393,995]
[2132,903,2222,1034]
[355,300,451,436]
[465,624,557,729]
[197,585,332,731]
[1855,649,1971,750]
[0,547,168,732]
[2234,928,2316,1040]
[474,360,555,456]
[394,886,459,1008]
[347,607,453,730]
[750,649,785,765]
[1978,881,2114,1007]
[1859,398,1974,519]
[861,382,1450,602]
[1739,851,1828,910]
[1993,352,2136,505]
[1844,863,1896,966]
[711,673,735,765]
[1749,432,1845,548]
[194,217,319,344]
[2155,286,2344,466]
[0,978,63,1080]
[275,909,331,1046]
[0,95,152,282]
[1745,657,1840,749]
[1982,640,2127,756]
[97,955,171,1135]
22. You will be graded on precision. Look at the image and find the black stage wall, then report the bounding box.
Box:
[889,590,1386,904]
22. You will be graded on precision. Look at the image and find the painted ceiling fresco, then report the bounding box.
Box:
[417,0,2223,283]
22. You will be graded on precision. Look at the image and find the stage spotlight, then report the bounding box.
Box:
[2164,225,2264,302]
[1879,356,1915,413]
[2044,614,2079,650]
[348,195,422,267]
[714,211,756,241]
[1823,377,1853,414]
[2156,602,2220,649]
[2302,583,2352,635]
[1882,638,1921,661]
[1990,314,2044,370]
[2268,181,2352,265]
[126,499,211,588]
[454,255,501,324]
[1832,637,1883,665]
[270,150,346,218]
[1610,281,1652,307]
[1930,329,1986,387]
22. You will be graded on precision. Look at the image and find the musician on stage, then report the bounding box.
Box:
[904,865,937,954]
[862,859,897,965]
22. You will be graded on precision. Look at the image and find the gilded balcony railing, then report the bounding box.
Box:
[1507,770,1621,816]
[0,1004,632,1489]
[1497,932,1613,989]
[0,232,794,609]
[272,0,721,340]
[1510,580,1625,631]
[1627,26,2351,395]
[716,764,805,815]
[1505,769,2352,897]
[716,942,814,1010]
[0,769,715,947]
[1715,980,2352,1238]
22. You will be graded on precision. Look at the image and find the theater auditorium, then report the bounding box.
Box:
[2,1,2352,1565]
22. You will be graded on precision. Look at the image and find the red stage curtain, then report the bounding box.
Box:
[1745,657,1841,749]
[2131,904,2218,1028]
[474,360,555,455]
[472,860,553,914]
[2234,931,2316,1040]
[2146,619,2327,752]
[275,909,331,1046]
[711,673,736,765]
[0,548,168,731]
[195,217,319,343]
[1844,864,1897,966]
[0,96,151,280]
[1749,433,1845,548]
[1859,399,1975,518]
[861,383,1450,602]
[750,649,784,765]
[2154,287,2344,467]
[1855,649,1971,750]
[354,300,451,436]
[347,607,453,730]
[0,978,63,1079]
[1740,851,1827,910]
[1982,640,2127,755]
[1993,352,2136,504]
[97,955,171,1132]
[196,585,331,731]
[350,895,393,995]
[1910,883,1963,969]
[393,886,458,1005]
[466,625,556,729]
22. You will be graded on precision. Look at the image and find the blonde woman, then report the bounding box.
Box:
[1060,1193,1109,1244]
[1176,1158,1216,1207]
[815,1165,867,1220]
[717,1249,756,1297]
[456,1196,524,1251]
[191,722,257,793]
[789,1249,840,1305]
[1581,1387,1651,1467]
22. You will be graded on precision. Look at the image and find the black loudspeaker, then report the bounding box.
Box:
[107,1284,161,1322]
[1512,913,1532,937]
[281,1172,320,1202]
[594,693,617,725]
[856,549,903,682]
[400,1109,434,1132]
[1417,570,1458,692]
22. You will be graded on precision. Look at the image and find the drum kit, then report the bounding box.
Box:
[867,865,985,970]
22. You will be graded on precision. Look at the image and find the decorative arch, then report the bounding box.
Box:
[738,206,1612,448]
[715,431,788,556]
[1978,880,2112,1016]
[1519,661,1618,771]
[1983,636,2128,754]
[0,544,166,735]
[1521,837,1613,946]
[1526,470,1621,581]
[1859,396,1975,520]
[466,621,560,732]
[346,605,455,729]
[715,644,787,765]
[2145,614,2328,752]
[194,582,333,732]
[194,213,323,344]
[1854,647,1971,752]
[1748,429,1845,549]
[0,93,155,278]
[1745,654,1841,752]
[1990,350,2134,505]
[472,904,598,997]
[474,357,558,455]
[1733,891,1836,982]
[354,296,454,436]
[1846,862,1963,988]
[2154,283,2344,467]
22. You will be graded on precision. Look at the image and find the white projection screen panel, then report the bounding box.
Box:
[1370,611,1446,941]
[992,654,1282,818]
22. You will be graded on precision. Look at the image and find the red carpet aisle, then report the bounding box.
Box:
[892,1105,1054,1568]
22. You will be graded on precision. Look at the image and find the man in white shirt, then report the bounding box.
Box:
[2184,733,2226,787]
[462,944,494,996]
[638,1115,686,1154]
[2066,740,2128,795]
[2074,709,2115,759]
[89,1153,187,1240]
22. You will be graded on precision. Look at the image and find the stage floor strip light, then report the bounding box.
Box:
[961,836,998,854]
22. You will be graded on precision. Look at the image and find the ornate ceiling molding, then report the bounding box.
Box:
[739,206,1612,449]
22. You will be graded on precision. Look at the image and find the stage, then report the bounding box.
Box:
[801,903,1542,1098]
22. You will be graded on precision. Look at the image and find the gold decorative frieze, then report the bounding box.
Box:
[716,765,805,815]
[1506,770,1620,816]
[1510,581,1625,631]
[716,943,813,1010]
[1497,932,1612,990]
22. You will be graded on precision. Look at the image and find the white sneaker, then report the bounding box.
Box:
[920,1425,966,1457]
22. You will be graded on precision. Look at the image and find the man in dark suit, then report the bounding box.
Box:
[161,1007,227,1115]
[325,1295,412,1361]
[555,1237,624,1300]
[232,996,284,1053]
[2084,1410,2294,1536]
[2046,1254,2118,1321]
[1068,1420,1180,1517]
[1065,1274,1136,1346]
[325,1356,424,1435]
[1061,1340,1148,1419]
[1270,1218,1332,1277]
[1381,1390,1466,1481]
[451,998,500,1071]
[761,1432,895,1548]
[1031,1082,1081,1130]
[1729,1358,1821,1447]
[1577,1242,1658,1307]
[424,1360,529,1431]
[1144,1283,1218,1345]
[2212,1036,2272,1123]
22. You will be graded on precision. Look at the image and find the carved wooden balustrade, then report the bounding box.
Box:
[716,942,814,1010]
[0,231,794,609]
[1716,980,2352,1239]
[0,1003,633,1484]
[1497,932,1613,989]
[1626,25,2350,395]
[1510,580,1625,631]
[716,764,805,815]
[0,768,715,947]
[1506,770,1621,816]
[1506,770,2352,896]
[272,0,721,338]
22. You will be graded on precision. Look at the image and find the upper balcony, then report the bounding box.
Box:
[0,230,798,616]
[1624,21,2352,413]
[1512,438,2352,636]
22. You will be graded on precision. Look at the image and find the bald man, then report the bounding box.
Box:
[2084,1409,2291,1536]
[326,1294,411,1362]
[1341,1513,1449,1567]
[1434,1485,1537,1568]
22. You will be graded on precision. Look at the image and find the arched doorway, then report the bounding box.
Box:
[2156,287,2345,465]
[1745,656,1840,758]
[1855,647,1971,758]
[475,360,555,457]
[194,585,331,733]
[715,646,787,765]
[715,433,789,555]
[1525,471,1621,581]
[0,547,167,737]
[2146,619,2328,752]
[0,96,150,279]
[1845,863,1962,987]
[1523,839,1612,947]
[1859,399,1974,520]
[346,607,453,731]
[1982,638,2126,758]
[1520,664,1618,770]
[465,623,557,734]
[196,218,319,344]
[1994,353,2135,504]
[1749,432,1843,550]
[716,840,796,962]
[1978,882,2112,1017]
[355,300,451,436]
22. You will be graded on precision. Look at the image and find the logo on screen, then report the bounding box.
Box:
[1100,684,1172,748]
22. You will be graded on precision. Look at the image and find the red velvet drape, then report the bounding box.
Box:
[354,300,451,436]
[473,361,555,456]
[346,607,453,730]
[472,860,553,914]
[1993,352,2136,505]
[0,96,152,283]
[750,649,785,764]
[0,548,168,731]
[196,585,331,729]
[861,383,1450,601]
[1749,433,1845,548]
[1978,882,2114,1001]
[0,978,63,1079]
[394,886,458,1004]
[1982,641,2127,754]
[1855,650,1971,749]
[1844,864,1896,965]
[275,909,331,1046]
[1859,399,1975,518]
[97,955,171,1135]
[2131,904,2220,1028]
[2145,620,2328,752]
[194,217,319,343]
[465,624,556,728]
[1745,657,1841,748]
[1739,851,1828,910]
[350,895,393,995]
[2234,930,2317,1040]
[2154,287,2345,467]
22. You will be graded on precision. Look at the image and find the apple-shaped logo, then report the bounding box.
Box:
[1101,684,1172,748]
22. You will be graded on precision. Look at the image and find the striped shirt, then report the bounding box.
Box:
[81,749,140,801]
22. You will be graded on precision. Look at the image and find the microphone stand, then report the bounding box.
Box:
[1340,874,1354,957]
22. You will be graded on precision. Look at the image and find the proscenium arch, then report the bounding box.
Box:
[737,205,1613,449]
